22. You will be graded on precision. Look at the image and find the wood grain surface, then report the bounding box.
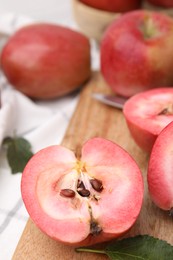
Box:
[13,72,173,260]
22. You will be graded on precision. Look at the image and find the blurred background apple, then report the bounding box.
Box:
[147,0,173,8]
[101,10,173,97]
[79,0,142,12]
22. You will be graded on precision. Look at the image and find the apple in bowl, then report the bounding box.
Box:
[79,0,142,12]
[21,137,143,246]
[123,88,173,153]
[101,10,173,97]
[147,0,173,8]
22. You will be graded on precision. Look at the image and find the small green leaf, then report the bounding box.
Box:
[76,235,173,260]
[106,235,173,260]
[3,136,33,174]
[3,136,13,146]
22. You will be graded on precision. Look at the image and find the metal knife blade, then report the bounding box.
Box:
[92,93,127,109]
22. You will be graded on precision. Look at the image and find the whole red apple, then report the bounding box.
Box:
[123,88,173,153]
[21,137,143,246]
[79,0,142,12]
[1,23,91,99]
[148,121,173,213]
[101,10,173,97]
[147,0,173,8]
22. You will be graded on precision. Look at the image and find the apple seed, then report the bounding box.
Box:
[78,189,90,197]
[60,189,75,198]
[77,180,90,197]
[158,103,173,115]
[77,180,85,190]
[158,108,169,115]
[90,179,103,192]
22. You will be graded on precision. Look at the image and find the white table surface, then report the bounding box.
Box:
[0,1,99,259]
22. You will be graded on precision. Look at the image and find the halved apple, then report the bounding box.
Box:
[148,121,173,214]
[21,137,143,246]
[123,88,173,153]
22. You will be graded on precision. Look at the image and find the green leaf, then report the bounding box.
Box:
[3,136,33,174]
[106,235,173,260]
[76,235,173,260]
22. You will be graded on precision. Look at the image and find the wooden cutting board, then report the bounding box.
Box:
[13,72,173,260]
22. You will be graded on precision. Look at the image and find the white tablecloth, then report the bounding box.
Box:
[0,2,100,259]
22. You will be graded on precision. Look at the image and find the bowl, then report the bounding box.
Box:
[72,0,120,43]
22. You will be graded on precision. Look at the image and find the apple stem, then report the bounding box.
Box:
[75,247,106,255]
[141,15,158,40]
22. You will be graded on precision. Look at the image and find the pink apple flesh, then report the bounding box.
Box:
[148,121,173,212]
[123,88,173,153]
[21,138,143,246]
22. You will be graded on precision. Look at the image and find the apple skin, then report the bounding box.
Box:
[1,23,91,99]
[101,10,173,97]
[21,137,143,246]
[79,0,142,13]
[123,88,173,153]
[147,0,173,8]
[148,121,173,212]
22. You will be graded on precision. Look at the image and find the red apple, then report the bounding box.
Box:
[123,88,173,153]
[148,121,173,213]
[21,137,143,246]
[101,10,173,97]
[147,0,173,8]
[79,0,142,13]
[1,23,91,99]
